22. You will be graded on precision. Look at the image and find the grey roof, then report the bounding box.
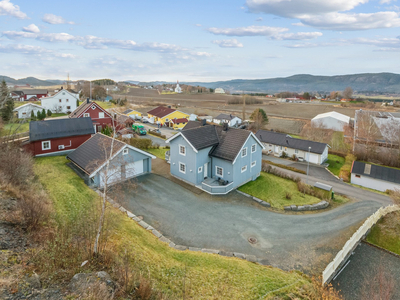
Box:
[122,109,133,114]
[67,133,126,175]
[214,113,239,121]
[180,125,252,161]
[29,117,95,142]
[314,182,333,191]
[351,161,400,184]
[182,120,209,130]
[21,89,48,95]
[255,130,328,154]
[11,91,23,96]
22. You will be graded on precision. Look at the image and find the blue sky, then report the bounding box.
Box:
[0,0,400,82]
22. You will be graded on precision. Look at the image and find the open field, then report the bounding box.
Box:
[33,156,311,299]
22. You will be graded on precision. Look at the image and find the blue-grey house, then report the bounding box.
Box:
[67,133,155,188]
[166,123,264,194]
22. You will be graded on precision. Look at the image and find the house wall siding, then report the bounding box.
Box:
[351,173,400,192]
[195,147,212,184]
[26,134,92,156]
[169,135,198,184]
[15,105,44,119]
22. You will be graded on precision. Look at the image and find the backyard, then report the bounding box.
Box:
[327,154,345,176]
[238,172,322,209]
[145,147,168,159]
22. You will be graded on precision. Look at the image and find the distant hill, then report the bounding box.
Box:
[1,75,60,86]
[183,73,400,94]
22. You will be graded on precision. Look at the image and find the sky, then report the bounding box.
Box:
[0,0,400,82]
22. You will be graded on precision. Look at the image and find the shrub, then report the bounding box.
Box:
[147,130,166,139]
[47,109,52,117]
[281,151,288,158]
[129,138,152,149]
[285,192,292,200]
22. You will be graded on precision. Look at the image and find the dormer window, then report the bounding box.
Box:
[123,148,128,155]
[91,105,96,110]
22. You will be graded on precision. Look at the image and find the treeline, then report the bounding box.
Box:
[92,79,115,86]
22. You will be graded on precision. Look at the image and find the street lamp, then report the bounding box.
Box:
[306,146,311,185]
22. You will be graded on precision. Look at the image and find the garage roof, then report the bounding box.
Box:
[312,111,350,123]
[351,161,400,184]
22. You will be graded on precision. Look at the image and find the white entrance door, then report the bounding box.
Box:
[204,162,208,178]
[93,125,97,133]
[309,153,319,164]
[274,146,279,153]
[125,160,144,179]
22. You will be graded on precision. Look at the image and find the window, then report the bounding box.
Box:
[241,147,247,157]
[22,112,26,115]
[269,144,272,147]
[59,99,62,103]
[166,118,169,122]
[355,175,361,178]
[251,161,256,168]
[66,106,71,109]
[83,113,90,117]
[66,99,69,102]
[179,162,186,174]
[99,112,105,118]
[91,105,96,110]
[295,149,299,154]
[198,166,203,173]
[62,92,65,95]
[251,144,256,153]
[59,106,62,109]
[241,165,247,173]
[42,141,51,150]
[280,146,283,151]
[123,148,128,155]
[179,145,186,156]
[216,166,223,177]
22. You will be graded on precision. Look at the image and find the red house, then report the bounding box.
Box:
[24,118,95,157]
[69,99,113,133]
[14,89,49,101]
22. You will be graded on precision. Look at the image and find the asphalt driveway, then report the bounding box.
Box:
[115,173,392,273]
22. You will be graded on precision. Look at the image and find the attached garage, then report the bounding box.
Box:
[308,153,319,164]
[67,133,156,188]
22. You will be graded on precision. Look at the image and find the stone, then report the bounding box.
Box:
[159,236,170,243]
[107,198,115,205]
[119,206,127,213]
[245,255,257,263]
[260,201,271,207]
[0,241,10,250]
[174,245,188,251]
[297,206,305,211]
[133,217,141,222]
[126,211,136,218]
[152,229,162,238]
[188,247,201,252]
[146,226,154,231]
[304,205,311,210]
[233,252,246,259]
[112,203,120,209]
[201,248,220,254]
[253,197,262,203]
[320,200,329,208]
[219,251,234,257]
[69,272,115,296]
[26,273,41,289]
[138,221,149,229]
[284,206,292,211]
[290,205,297,211]
[168,241,176,248]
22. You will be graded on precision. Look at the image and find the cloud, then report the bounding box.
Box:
[42,13,74,25]
[272,32,323,40]
[212,39,244,48]
[195,24,202,27]
[256,17,263,21]
[380,0,396,3]
[22,24,40,33]
[207,25,288,36]
[0,43,75,58]
[0,0,27,19]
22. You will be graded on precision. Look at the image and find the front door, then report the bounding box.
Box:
[204,162,208,179]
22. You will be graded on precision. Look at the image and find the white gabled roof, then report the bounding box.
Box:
[13,103,45,111]
[312,111,350,123]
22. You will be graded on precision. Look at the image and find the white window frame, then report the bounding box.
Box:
[216,166,223,177]
[251,161,256,168]
[123,148,128,155]
[241,165,247,173]
[198,166,203,173]
[251,144,256,153]
[83,113,90,117]
[66,99,69,102]
[91,105,96,110]
[179,162,186,174]
[241,147,247,158]
[42,140,51,151]
[179,145,186,156]
[295,149,299,154]
[280,146,283,151]
[98,112,105,118]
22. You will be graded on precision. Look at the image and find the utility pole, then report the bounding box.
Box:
[242,91,246,121]
[306,146,311,185]
[90,81,92,101]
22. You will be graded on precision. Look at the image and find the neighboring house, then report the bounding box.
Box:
[351,161,400,192]
[69,99,113,133]
[115,114,134,131]
[10,89,48,101]
[188,114,197,121]
[213,113,242,127]
[67,133,155,188]
[311,111,351,132]
[175,81,182,93]
[166,123,264,195]
[256,130,329,165]
[24,117,95,157]
[41,89,79,114]
[13,103,45,119]
[147,106,189,127]
[123,108,143,120]
[170,118,188,130]
[10,91,24,101]
[183,120,208,130]
[214,88,225,94]
[197,115,213,123]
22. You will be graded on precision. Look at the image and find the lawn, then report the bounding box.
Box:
[326,154,345,176]
[145,147,168,159]
[34,156,309,299]
[238,172,321,209]
[14,101,41,107]
[1,122,29,136]
[78,100,116,109]
[48,113,67,118]
[366,211,400,255]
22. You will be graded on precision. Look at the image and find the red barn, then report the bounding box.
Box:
[69,99,114,133]
[24,118,95,157]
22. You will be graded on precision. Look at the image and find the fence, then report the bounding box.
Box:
[322,204,400,285]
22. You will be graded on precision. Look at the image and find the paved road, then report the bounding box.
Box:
[332,242,400,299]
[137,133,167,147]
[115,172,392,274]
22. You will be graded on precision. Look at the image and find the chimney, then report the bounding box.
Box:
[86,97,90,104]
[202,119,206,126]
[223,122,228,131]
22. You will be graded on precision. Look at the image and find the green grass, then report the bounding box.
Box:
[326,154,345,176]
[48,113,67,118]
[1,122,30,136]
[366,211,400,255]
[78,100,116,109]
[238,172,321,209]
[145,147,168,159]
[14,101,41,107]
[33,156,309,299]
[263,160,306,174]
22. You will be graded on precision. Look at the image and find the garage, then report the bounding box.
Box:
[308,153,319,164]
[99,167,122,188]
[125,160,144,179]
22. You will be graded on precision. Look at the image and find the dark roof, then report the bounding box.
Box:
[21,89,48,95]
[183,120,208,130]
[67,133,126,175]
[67,89,78,94]
[122,109,133,114]
[351,161,400,184]
[29,117,95,142]
[179,125,252,161]
[255,130,328,154]
[214,113,238,121]
[11,91,23,96]
[147,106,175,118]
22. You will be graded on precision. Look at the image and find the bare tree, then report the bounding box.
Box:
[343,87,353,99]
[353,110,381,161]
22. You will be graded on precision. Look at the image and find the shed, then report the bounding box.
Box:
[314,182,333,199]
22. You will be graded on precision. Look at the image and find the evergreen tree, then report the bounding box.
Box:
[47,109,52,117]
[31,110,35,120]
[76,99,80,107]
[36,110,41,120]
[0,80,14,121]
[41,109,46,120]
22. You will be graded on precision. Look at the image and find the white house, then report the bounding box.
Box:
[311,111,350,132]
[213,113,242,127]
[215,88,225,94]
[41,89,79,114]
[13,103,46,119]
[188,114,197,121]
[175,81,182,93]
[351,161,400,192]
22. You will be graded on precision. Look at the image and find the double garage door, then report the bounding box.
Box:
[99,160,144,188]
[308,153,319,164]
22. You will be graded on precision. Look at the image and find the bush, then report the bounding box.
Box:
[227,97,262,105]
[285,192,292,200]
[47,109,52,117]
[281,151,288,158]
[129,138,152,149]
[147,130,166,139]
